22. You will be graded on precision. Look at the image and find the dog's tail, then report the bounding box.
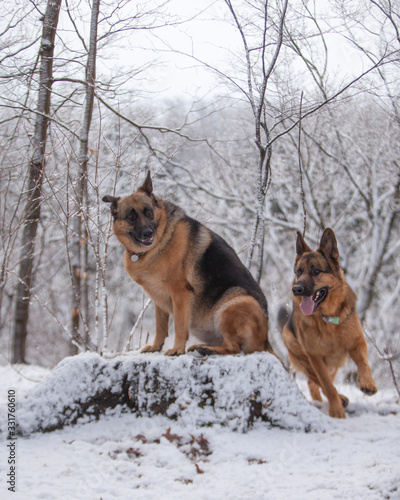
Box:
[278,306,289,332]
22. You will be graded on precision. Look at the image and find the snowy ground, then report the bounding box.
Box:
[1,362,400,500]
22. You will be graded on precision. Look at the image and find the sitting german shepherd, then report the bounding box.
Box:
[103,171,274,357]
[280,228,377,418]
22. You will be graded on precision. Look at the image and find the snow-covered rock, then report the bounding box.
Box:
[1,352,332,436]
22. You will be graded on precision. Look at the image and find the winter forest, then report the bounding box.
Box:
[1,1,400,497]
[0,0,399,391]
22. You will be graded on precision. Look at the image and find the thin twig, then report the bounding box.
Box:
[364,329,400,399]
[124,298,152,352]
[298,91,307,237]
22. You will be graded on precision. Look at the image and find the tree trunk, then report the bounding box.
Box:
[12,0,62,364]
[70,0,101,354]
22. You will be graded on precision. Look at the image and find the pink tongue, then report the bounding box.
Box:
[300,296,315,316]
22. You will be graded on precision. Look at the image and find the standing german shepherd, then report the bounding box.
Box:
[280,228,377,418]
[103,171,274,357]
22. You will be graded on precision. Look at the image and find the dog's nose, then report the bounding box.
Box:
[142,227,154,239]
[292,284,305,296]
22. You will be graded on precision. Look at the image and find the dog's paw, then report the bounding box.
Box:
[360,382,378,396]
[140,344,162,353]
[164,347,185,356]
[195,347,215,357]
[339,394,349,408]
[187,344,203,352]
[187,344,216,356]
[329,403,346,419]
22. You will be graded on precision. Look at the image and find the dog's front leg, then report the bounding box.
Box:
[141,304,169,353]
[165,289,192,356]
[348,340,378,395]
[308,354,346,418]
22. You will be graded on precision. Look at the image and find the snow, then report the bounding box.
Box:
[1,352,330,435]
[1,360,400,500]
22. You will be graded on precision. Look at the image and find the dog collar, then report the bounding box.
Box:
[321,314,340,325]
[130,252,144,262]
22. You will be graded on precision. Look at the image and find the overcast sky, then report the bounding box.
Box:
[112,0,372,100]
[10,0,387,104]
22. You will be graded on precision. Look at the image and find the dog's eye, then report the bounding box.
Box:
[143,207,153,218]
[296,268,302,278]
[311,268,321,276]
[127,209,137,222]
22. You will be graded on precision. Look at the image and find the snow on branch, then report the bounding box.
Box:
[1,352,331,436]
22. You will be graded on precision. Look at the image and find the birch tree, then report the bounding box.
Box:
[12,0,62,364]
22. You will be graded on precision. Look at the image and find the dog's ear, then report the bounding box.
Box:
[138,171,153,196]
[318,228,339,260]
[102,195,120,217]
[296,231,311,257]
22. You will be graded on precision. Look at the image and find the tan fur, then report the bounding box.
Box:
[189,294,269,355]
[282,229,377,418]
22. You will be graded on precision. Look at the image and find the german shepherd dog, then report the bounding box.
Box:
[280,228,377,418]
[103,172,274,357]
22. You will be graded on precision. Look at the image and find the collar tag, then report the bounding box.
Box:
[131,254,140,262]
[322,315,340,325]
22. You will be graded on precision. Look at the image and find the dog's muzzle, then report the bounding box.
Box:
[129,227,155,247]
[293,284,328,316]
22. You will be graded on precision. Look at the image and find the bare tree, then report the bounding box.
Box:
[332,0,400,321]
[69,0,101,354]
[285,0,400,321]
[220,0,289,282]
[12,0,62,364]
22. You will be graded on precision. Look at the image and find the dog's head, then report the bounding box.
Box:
[102,171,165,254]
[292,228,343,316]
